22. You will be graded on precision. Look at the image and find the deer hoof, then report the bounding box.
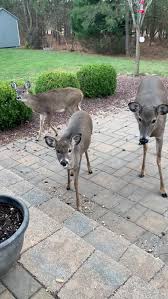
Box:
[162,192,168,198]
[70,171,74,176]
[66,186,70,191]
[88,170,93,174]
[139,173,144,178]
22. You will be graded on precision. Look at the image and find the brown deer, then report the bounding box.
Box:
[128,76,168,197]
[11,81,83,140]
[45,110,93,211]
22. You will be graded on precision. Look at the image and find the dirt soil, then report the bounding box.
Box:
[0,75,168,146]
[0,203,23,243]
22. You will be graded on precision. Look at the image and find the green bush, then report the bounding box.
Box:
[0,82,32,130]
[77,64,117,98]
[35,71,80,93]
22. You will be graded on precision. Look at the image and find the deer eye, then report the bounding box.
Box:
[139,117,142,122]
[68,149,72,153]
[152,119,156,124]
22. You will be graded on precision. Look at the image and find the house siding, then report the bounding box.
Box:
[0,9,20,48]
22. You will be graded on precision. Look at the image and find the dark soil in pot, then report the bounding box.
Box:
[0,203,23,244]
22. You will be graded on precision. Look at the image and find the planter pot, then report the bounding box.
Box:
[0,195,29,277]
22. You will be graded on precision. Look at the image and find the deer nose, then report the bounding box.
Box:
[17,95,21,100]
[60,160,68,167]
[139,137,149,145]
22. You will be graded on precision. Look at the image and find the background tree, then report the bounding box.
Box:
[127,0,153,75]
[71,0,127,54]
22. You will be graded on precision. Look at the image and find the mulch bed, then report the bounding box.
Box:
[0,75,168,146]
[0,203,23,244]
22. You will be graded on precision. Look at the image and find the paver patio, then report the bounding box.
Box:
[1,107,168,298]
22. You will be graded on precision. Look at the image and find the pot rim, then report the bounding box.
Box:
[0,195,29,249]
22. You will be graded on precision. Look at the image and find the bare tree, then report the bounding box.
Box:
[127,0,153,75]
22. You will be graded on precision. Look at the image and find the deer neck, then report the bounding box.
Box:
[22,93,36,109]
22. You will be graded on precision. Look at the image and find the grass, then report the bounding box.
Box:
[0,48,168,83]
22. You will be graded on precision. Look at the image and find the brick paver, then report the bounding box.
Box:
[1,109,168,297]
[111,276,162,299]
[1,264,41,299]
[84,226,130,261]
[58,250,131,299]
[20,227,94,292]
[0,290,15,299]
[119,244,164,282]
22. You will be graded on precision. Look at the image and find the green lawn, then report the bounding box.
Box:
[0,48,168,82]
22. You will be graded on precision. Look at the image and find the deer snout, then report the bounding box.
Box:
[139,137,149,145]
[17,95,21,100]
[60,160,68,167]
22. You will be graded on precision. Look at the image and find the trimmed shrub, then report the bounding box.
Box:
[0,82,32,130]
[77,64,117,98]
[35,72,80,93]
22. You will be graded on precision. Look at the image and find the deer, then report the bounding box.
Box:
[128,76,168,197]
[44,110,93,211]
[11,81,83,140]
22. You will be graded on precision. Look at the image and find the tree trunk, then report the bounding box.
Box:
[135,27,140,76]
[125,9,130,56]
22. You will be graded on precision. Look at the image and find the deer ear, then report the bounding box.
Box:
[44,136,56,148]
[11,82,17,89]
[128,102,142,113]
[72,133,82,146]
[24,81,31,89]
[156,104,168,115]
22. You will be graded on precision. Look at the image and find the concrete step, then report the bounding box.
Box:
[0,165,168,298]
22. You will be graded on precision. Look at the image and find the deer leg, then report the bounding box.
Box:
[77,103,81,111]
[66,169,71,190]
[156,138,167,197]
[139,143,148,178]
[37,114,46,141]
[70,170,74,176]
[46,115,58,136]
[74,167,81,211]
[85,151,92,174]
[50,123,58,137]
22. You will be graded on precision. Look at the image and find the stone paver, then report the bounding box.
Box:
[83,201,108,221]
[0,282,5,295]
[0,169,23,187]
[21,227,94,292]
[31,288,55,299]
[22,188,50,206]
[64,211,98,237]
[1,109,168,297]
[119,244,164,282]
[84,226,130,261]
[1,264,41,299]
[112,198,135,216]
[59,250,131,299]
[111,276,162,299]
[22,207,61,252]
[0,290,15,299]
[135,231,161,253]
[99,211,145,242]
[8,181,33,196]
[141,193,168,214]
[39,197,74,223]
[92,189,128,209]
[91,172,127,192]
[124,203,147,222]
[136,210,168,235]
[150,266,168,290]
